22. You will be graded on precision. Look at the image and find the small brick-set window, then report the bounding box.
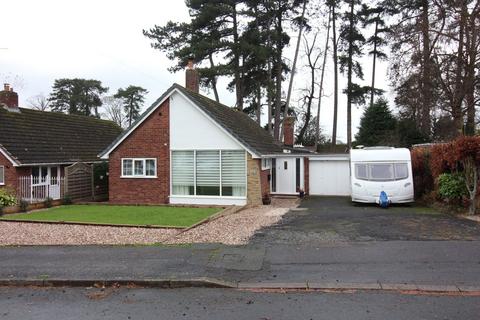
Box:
[0,165,4,185]
[121,158,157,178]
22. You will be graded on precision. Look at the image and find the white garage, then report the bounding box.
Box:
[309,155,351,196]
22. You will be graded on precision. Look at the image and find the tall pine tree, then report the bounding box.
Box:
[339,0,367,148]
[49,79,108,117]
[114,86,148,127]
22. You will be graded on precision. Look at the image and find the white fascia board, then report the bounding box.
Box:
[0,146,19,166]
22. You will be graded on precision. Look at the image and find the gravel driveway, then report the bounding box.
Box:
[0,198,298,246]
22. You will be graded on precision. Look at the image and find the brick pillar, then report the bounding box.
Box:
[246,153,263,206]
[185,59,199,93]
[304,157,309,195]
[283,116,295,147]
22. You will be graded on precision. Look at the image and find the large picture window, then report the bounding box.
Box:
[121,158,157,178]
[171,150,246,197]
[0,165,4,185]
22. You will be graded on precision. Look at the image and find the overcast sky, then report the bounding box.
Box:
[0,0,393,143]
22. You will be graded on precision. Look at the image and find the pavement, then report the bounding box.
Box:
[1,196,480,292]
[1,287,479,320]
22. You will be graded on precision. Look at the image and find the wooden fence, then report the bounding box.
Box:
[64,162,109,202]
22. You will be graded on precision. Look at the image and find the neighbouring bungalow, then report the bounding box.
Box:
[100,63,352,206]
[0,84,122,202]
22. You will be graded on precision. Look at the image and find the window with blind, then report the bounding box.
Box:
[196,150,220,196]
[171,150,246,197]
[221,150,246,196]
[172,151,195,195]
[0,166,4,185]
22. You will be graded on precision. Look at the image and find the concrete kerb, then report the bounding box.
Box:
[1,278,480,294]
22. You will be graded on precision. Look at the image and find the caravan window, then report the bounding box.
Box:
[394,163,408,180]
[355,163,409,181]
[355,164,368,180]
[369,164,394,181]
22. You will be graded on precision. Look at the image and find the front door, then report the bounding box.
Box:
[274,157,298,194]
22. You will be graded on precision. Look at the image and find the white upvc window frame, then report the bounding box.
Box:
[261,158,272,170]
[121,158,157,178]
[0,165,4,185]
[170,150,247,198]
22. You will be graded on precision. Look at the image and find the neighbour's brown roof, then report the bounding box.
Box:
[0,107,122,165]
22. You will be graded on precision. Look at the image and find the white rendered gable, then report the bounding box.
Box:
[169,92,243,150]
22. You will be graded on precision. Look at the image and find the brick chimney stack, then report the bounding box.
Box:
[185,59,199,93]
[0,83,19,112]
[283,116,295,147]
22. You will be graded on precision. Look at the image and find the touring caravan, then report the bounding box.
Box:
[350,147,414,204]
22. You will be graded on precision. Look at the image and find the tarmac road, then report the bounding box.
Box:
[0,287,479,320]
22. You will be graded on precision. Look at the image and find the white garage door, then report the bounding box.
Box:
[309,160,351,196]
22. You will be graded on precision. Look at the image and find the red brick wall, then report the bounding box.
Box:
[260,168,271,198]
[0,153,18,191]
[304,157,309,195]
[108,99,170,204]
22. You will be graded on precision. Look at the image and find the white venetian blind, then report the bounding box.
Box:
[196,150,220,195]
[172,151,194,195]
[221,150,246,196]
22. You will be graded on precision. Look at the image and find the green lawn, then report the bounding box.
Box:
[1,205,221,228]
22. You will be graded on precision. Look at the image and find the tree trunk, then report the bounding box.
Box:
[267,57,273,136]
[464,2,478,136]
[465,159,478,216]
[420,0,432,137]
[297,46,316,144]
[273,9,283,141]
[232,4,243,111]
[346,0,355,149]
[370,18,379,108]
[283,0,307,121]
[331,5,339,148]
[315,8,332,151]
[452,2,467,136]
[256,87,262,125]
[208,54,220,103]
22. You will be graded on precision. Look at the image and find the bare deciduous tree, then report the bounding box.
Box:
[27,94,50,111]
[101,96,127,129]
